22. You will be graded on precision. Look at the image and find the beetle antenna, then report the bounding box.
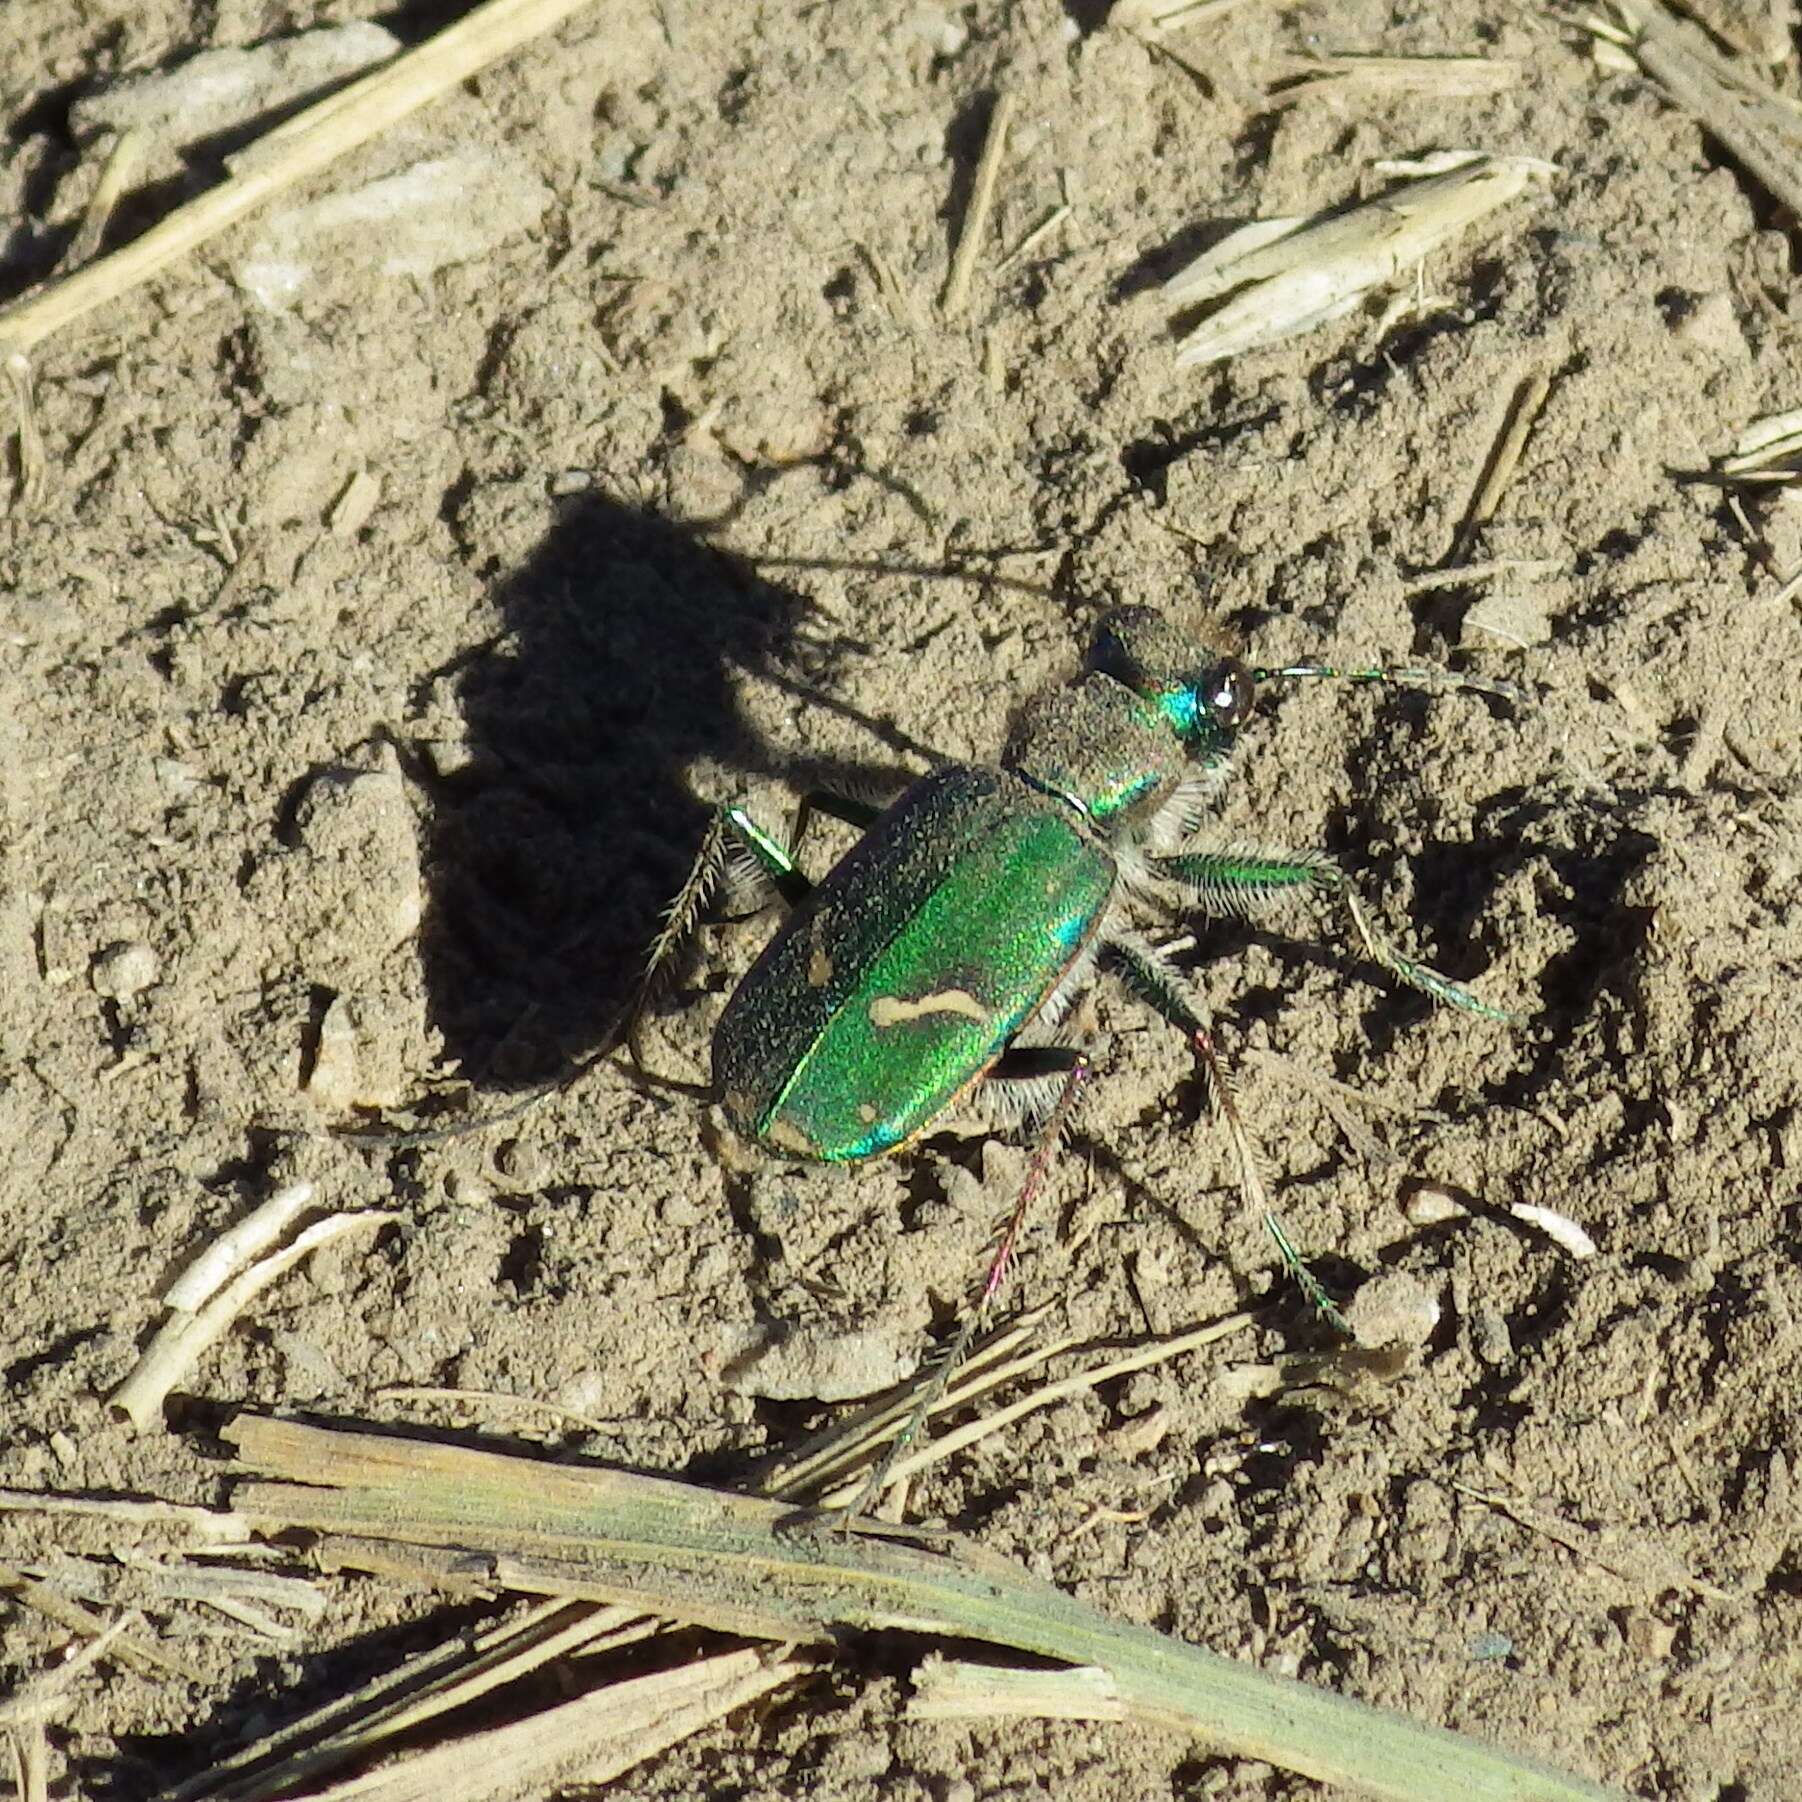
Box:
[1252,661,1527,704]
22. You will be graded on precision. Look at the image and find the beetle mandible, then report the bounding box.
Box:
[630,606,1519,1510]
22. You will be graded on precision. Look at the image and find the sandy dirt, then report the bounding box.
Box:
[3,1,1801,1796]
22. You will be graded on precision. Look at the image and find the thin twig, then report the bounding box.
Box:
[1452,368,1552,560]
[1602,0,1802,223]
[942,91,1016,318]
[60,128,147,272]
[0,0,593,361]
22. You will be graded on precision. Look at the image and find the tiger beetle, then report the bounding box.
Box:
[630,606,1520,1519]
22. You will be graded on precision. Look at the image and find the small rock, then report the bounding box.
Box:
[235,148,552,312]
[1620,1607,1677,1660]
[1107,1403,1171,1457]
[290,748,421,948]
[1669,289,1744,361]
[71,24,400,184]
[302,992,360,1110]
[153,757,201,799]
[1470,1308,1514,1366]
[718,1322,911,1402]
[1344,1270,1441,1349]
[1461,591,1550,649]
[1404,1182,1468,1226]
[493,1136,547,1189]
[91,939,160,999]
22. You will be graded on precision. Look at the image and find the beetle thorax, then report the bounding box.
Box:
[1003,672,1186,835]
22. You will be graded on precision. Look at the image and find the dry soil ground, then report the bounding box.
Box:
[3,1,1802,1798]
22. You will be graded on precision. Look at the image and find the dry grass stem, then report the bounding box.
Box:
[377,1385,612,1438]
[758,1301,1063,1501]
[1447,1480,1733,1603]
[1111,0,1262,33]
[249,1645,812,1802]
[942,92,1016,318]
[999,202,1072,271]
[61,128,147,272]
[1590,0,1802,222]
[1271,53,1517,106]
[1453,368,1553,560]
[816,1311,1260,1508]
[0,1489,250,1543]
[1163,154,1553,368]
[0,0,593,362]
[906,1656,1127,1721]
[1719,407,1802,483]
[1402,556,1563,594]
[213,1414,1617,1801]
[0,1565,198,1683]
[5,1723,48,1802]
[5,354,46,509]
[157,1600,635,1802]
[163,1180,318,1311]
[110,1209,399,1432]
[0,1618,138,1730]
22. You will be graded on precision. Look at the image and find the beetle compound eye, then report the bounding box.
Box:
[1205,659,1255,729]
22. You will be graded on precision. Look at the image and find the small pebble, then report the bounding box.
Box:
[718,1322,910,1402]
[1107,1403,1171,1457]
[1404,1182,1468,1226]
[1508,1200,1597,1260]
[303,992,360,1109]
[1470,1308,1514,1366]
[91,939,160,999]
[1344,1271,1441,1349]
[493,1136,546,1189]
[1621,1608,1677,1660]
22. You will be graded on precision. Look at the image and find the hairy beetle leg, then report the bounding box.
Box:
[627,804,796,1078]
[1104,930,1351,1336]
[837,1046,1092,1528]
[1150,847,1519,1024]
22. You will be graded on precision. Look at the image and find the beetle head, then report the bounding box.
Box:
[1089,606,1253,763]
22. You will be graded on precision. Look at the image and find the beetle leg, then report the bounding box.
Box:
[974,1043,1089,1131]
[628,803,811,1077]
[1104,929,1351,1335]
[840,1046,1092,1526]
[1148,847,1519,1023]
[791,787,885,852]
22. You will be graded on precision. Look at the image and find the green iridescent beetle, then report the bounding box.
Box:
[631,606,1519,1507]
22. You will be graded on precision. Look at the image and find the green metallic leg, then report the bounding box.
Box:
[1104,929,1350,1335]
[1149,848,1519,1023]
[841,1045,1092,1525]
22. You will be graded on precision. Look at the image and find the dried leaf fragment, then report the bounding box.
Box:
[1719,407,1802,484]
[1163,154,1553,369]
